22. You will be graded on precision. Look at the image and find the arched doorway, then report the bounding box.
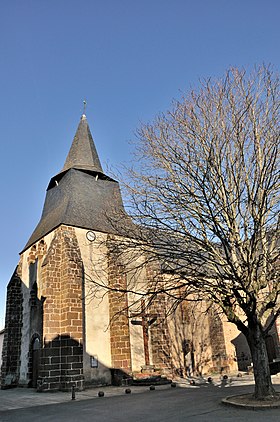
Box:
[31,337,40,388]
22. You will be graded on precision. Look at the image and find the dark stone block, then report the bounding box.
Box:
[62,374,84,381]
[38,370,50,378]
[43,348,60,357]
[48,383,60,390]
[44,364,59,371]
[49,370,61,377]
[46,376,60,383]
[73,346,83,355]
[66,369,81,376]
[67,338,78,347]
[61,363,72,370]
[49,340,61,348]
[67,356,80,363]
[60,338,69,347]
[72,362,83,369]
[61,346,73,356]
[59,382,67,390]
[51,357,61,364]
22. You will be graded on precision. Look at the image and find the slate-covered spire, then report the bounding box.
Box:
[62,114,103,174]
[22,114,131,252]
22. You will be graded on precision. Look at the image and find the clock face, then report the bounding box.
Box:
[86,231,96,242]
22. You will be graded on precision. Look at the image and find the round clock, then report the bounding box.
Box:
[86,231,96,242]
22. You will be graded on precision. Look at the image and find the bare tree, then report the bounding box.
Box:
[105,65,279,400]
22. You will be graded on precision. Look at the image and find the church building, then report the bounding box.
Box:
[1,113,266,391]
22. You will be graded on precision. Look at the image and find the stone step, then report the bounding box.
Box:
[132,375,171,386]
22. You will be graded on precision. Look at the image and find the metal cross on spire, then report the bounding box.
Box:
[83,99,87,115]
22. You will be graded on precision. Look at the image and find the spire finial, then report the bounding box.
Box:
[82,100,87,119]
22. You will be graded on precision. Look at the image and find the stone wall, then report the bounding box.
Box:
[208,307,228,372]
[39,225,84,391]
[146,264,172,373]
[1,265,23,388]
[75,229,112,386]
[108,243,132,381]
[0,330,4,369]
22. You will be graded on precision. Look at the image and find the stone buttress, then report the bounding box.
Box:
[38,226,84,391]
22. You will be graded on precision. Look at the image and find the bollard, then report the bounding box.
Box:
[71,384,76,400]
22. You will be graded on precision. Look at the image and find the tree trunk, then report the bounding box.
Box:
[246,321,276,400]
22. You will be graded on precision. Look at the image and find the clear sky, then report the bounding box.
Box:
[0,0,279,328]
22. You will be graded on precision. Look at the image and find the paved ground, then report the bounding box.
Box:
[0,375,279,421]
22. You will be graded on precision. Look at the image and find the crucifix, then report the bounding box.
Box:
[131,300,157,366]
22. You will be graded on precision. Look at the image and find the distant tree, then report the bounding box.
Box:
[89,65,280,399]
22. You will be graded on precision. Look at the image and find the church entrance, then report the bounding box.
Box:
[31,337,40,388]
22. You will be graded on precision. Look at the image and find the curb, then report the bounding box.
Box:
[222,394,280,410]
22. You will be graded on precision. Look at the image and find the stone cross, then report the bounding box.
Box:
[131,300,157,366]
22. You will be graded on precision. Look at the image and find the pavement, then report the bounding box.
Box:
[0,374,279,412]
[1,376,280,422]
[0,383,167,411]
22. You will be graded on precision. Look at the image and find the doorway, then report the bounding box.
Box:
[31,337,40,388]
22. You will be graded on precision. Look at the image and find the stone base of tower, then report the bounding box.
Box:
[38,335,84,392]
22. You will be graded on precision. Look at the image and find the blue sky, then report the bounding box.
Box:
[0,0,279,328]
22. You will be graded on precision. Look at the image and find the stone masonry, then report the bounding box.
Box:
[1,262,23,389]
[39,225,84,391]
[146,264,172,373]
[108,244,132,381]
[208,307,228,372]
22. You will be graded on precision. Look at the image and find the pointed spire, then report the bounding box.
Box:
[62,114,103,174]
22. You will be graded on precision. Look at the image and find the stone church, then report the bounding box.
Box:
[1,113,278,391]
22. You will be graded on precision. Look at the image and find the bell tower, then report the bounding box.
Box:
[2,113,129,391]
